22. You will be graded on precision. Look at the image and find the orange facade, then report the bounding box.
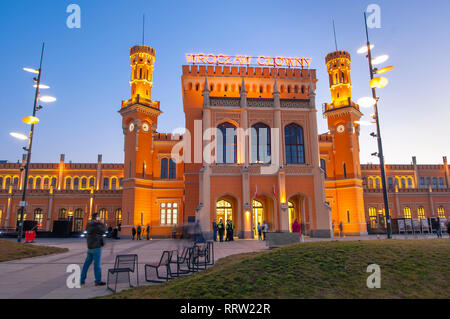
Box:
[0,45,448,238]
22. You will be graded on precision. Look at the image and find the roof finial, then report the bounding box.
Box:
[203,73,209,93]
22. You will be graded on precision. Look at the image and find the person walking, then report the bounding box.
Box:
[146,224,151,240]
[257,222,262,240]
[132,226,136,240]
[262,221,268,240]
[217,218,225,242]
[80,213,106,286]
[137,225,142,240]
[436,219,442,238]
[212,221,218,242]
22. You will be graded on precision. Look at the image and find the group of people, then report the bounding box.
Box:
[131,224,151,240]
[256,221,269,240]
[212,218,234,242]
[106,224,121,239]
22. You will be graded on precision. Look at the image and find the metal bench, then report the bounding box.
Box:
[107,254,139,292]
[145,250,172,283]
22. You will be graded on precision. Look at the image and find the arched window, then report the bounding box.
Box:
[217,122,237,164]
[111,178,117,190]
[343,163,347,179]
[13,177,19,189]
[35,177,41,190]
[5,177,11,189]
[251,123,271,164]
[375,178,381,189]
[74,208,83,219]
[115,209,122,225]
[403,207,411,219]
[401,178,406,189]
[432,178,438,189]
[368,178,374,189]
[388,177,393,189]
[169,159,177,179]
[65,178,71,190]
[320,159,327,179]
[437,206,445,218]
[73,177,79,190]
[89,177,95,188]
[417,207,425,220]
[43,178,49,190]
[407,178,413,188]
[287,85,291,93]
[368,207,377,228]
[73,208,84,232]
[34,208,44,227]
[58,208,68,220]
[98,208,107,220]
[81,178,87,189]
[28,177,34,189]
[51,177,57,188]
[217,200,233,223]
[161,158,168,179]
[119,178,123,188]
[0,177,3,189]
[284,124,305,164]
[103,178,109,190]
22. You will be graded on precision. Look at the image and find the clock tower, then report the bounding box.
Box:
[323,50,367,235]
[119,44,161,232]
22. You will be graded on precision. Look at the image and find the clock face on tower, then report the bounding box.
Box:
[142,122,150,132]
[129,123,135,132]
[337,124,345,134]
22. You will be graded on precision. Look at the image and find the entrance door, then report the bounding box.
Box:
[252,200,263,238]
[216,200,233,224]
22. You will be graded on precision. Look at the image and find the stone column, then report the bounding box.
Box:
[46,189,54,231]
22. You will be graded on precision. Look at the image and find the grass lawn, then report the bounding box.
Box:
[0,239,68,262]
[106,239,449,299]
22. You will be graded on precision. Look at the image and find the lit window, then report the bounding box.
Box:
[58,208,68,220]
[160,202,178,225]
[111,178,117,190]
[34,208,44,228]
[98,208,107,220]
[65,178,71,190]
[73,178,79,190]
[437,207,445,218]
[417,207,425,220]
[403,207,411,219]
[81,178,87,189]
[368,207,377,228]
[115,209,122,225]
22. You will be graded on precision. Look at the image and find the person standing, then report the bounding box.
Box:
[146,224,151,240]
[212,221,218,242]
[262,221,268,240]
[292,218,301,238]
[137,225,142,240]
[257,222,262,240]
[339,222,344,238]
[217,218,225,242]
[436,219,442,238]
[132,226,136,240]
[80,213,106,286]
[117,223,121,239]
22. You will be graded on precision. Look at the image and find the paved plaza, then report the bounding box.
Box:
[0,234,444,299]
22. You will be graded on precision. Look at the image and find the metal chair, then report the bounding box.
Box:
[145,250,172,283]
[170,247,191,277]
[206,241,214,266]
[107,254,139,293]
[194,243,208,270]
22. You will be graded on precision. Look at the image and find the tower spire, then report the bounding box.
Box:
[332,19,338,51]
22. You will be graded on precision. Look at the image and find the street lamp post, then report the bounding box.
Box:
[17,43,45,242]
[362,13,393,239]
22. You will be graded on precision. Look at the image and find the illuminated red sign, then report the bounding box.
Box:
[186,53,311,68]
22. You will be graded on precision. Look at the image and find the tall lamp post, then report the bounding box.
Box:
[12,43,56,242]
[357,13,394,239]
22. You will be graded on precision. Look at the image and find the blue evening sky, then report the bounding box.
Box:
[0,0,449,164]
